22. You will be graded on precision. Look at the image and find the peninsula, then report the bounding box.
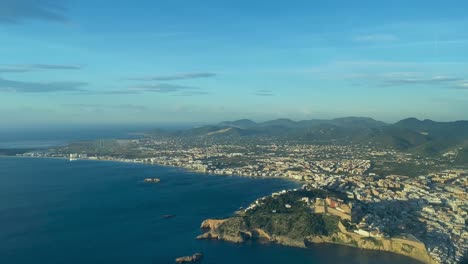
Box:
[197,187,435,264]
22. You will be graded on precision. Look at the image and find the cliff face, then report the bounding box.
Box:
[306,231,435,264]
[197,217,436,264]
[198,217,253,243]
[200,219,226,230]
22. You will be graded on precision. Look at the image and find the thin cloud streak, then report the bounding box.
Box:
[0,77,87,93]
[77,90,140,95]
[128,72,216,81]
[451,82,468,90]
[130,83,199,93]
[383,76,463,86]
[0,77,207,95]
[0,64,82,73]
[304,60,468,90]
[343,74,465,88]
[353,34,399,43]
[253,89,275,96]
[63,104,149,112]
[0,0,68,24]
[306,60,468,74]
[172,91,210,96]
[29,64,81,70]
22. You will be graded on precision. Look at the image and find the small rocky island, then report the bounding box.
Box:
[198,188,435,264]
[175,253,203,263]
[144,178,161,183]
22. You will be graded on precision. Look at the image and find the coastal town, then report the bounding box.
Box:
[18,136,468,264]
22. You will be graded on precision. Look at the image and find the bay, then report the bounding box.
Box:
[0,157,420,264]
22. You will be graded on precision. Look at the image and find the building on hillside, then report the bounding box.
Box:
[313,196,358,222]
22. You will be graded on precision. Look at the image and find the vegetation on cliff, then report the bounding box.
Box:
[199,189,435,263]
[242,190,340,239]
[210,189,342,242]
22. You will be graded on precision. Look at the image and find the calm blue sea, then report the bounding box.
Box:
[0,157,420,264]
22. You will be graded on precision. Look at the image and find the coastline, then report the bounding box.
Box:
[1,155,435,263]
[2,155,304,183]
[197,216,435,264]
[1,156,423,264]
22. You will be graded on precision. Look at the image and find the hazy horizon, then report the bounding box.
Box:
[2,114,467,135]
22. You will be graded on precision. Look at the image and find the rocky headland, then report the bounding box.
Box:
[197,189,436,264]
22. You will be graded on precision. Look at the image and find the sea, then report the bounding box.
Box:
[0,157,421,264]
[0,128,420,263]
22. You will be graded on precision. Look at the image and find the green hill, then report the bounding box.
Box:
[159,117,468,161]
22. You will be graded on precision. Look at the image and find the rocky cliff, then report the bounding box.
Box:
[197,217,436,264]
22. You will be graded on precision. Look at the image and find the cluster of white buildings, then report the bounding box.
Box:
[20,138,467,263]
[305,170,467,264]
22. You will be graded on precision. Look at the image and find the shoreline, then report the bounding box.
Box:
[197,215,435,264]
[1,155,435,263]
[0,155,426,264]
[1,155,305,184]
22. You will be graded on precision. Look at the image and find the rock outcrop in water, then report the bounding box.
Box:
[144,178,161,183]
[175,253,203,263]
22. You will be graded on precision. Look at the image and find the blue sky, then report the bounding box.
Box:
[1,0,467,128]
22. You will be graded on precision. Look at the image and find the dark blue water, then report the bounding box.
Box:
[0,157,420,264]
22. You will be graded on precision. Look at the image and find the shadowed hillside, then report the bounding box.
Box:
[152,117,468,161]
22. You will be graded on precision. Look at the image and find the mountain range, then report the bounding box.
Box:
[166,117,468,160]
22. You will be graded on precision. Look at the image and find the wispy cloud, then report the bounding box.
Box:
[29,64,81,70]
[172,91,210,96]
[80,85,211,96]
[78,90,140,95]
[452,82,468,90]
[353,34,399,43]
[0,64,82,73]
[0,0,68,24]
[62,104,149,112]
[307,60,468,73]
[350,73,467,89]
[381,72,424,78]
[130,83,199,93]
[0,77,87,93]
[304,60,468,90]
[127,72,216,81]
[0,77,209,95]
[383,76,462,86]
[253,89,275,96]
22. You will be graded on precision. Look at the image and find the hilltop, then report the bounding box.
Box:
[151,117,468,161]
